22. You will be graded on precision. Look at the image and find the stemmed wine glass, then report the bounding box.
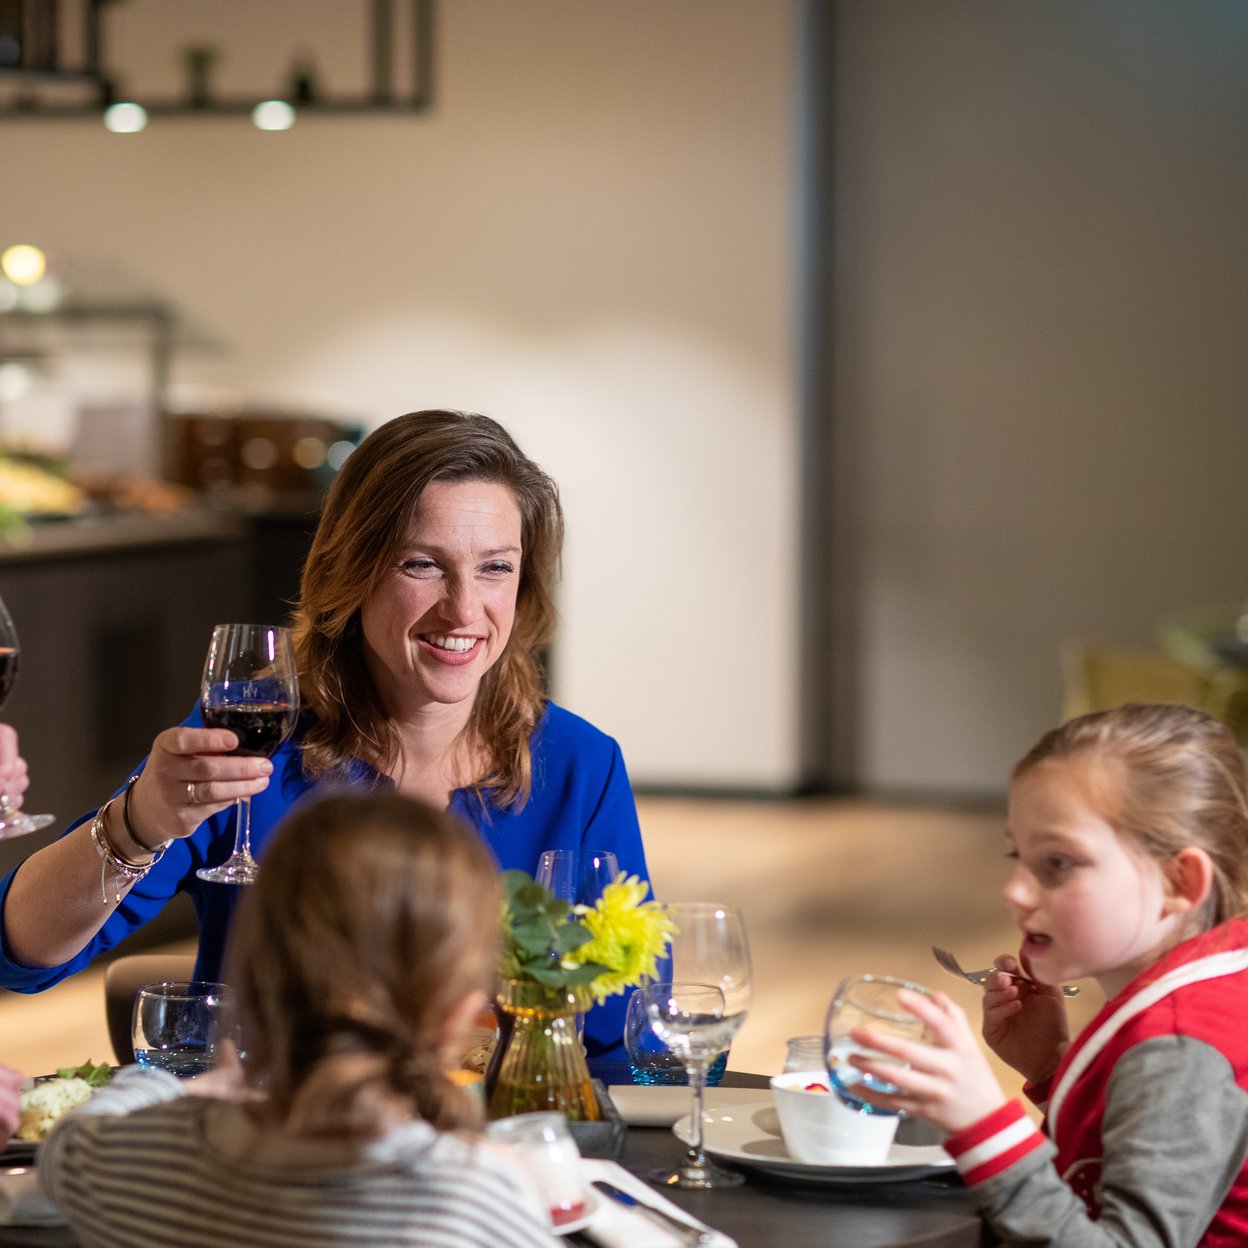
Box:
[0,592,54,839]
[196,623,298,886]
[654,902,753,1188]
[534,848,619,908]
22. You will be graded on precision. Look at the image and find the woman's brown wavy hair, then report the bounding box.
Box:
[225,790,501,1137]
[291,410,563,809]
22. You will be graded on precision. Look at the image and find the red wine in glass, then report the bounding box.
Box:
[0,595,55,839]
[201,702,296,757]
[196,624,299,885]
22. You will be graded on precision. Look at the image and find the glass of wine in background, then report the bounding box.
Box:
[196,623,299,885]
[534,848,619,909]
[0,592,54,839]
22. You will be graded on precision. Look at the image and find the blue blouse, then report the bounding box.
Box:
[0,702,650,1060]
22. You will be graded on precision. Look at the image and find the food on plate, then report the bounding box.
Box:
[16,1061,113,1142]
[803,1081,830,1093]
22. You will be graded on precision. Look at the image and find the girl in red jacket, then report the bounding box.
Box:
[852,702,1248,1248]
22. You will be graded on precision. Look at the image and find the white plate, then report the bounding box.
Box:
[673,1102,955,1185]
[554,1186,600,1236]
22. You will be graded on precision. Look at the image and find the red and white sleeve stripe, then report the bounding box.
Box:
[942,1100,1047,1186]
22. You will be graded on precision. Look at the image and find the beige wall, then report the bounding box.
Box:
[828,1,1248,793]
[0,1,803,789]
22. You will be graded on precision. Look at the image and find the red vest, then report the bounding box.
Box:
[1047,920,1248,1247]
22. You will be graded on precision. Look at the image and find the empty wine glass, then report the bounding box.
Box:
[642,981,738,1188]
[196,624,299,886]
[824,973,934,1115]
[653,902,753,1188]
[0,592,54,839]
[534,848,619,908]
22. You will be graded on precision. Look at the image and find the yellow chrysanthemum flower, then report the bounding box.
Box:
[570,874,677,1003]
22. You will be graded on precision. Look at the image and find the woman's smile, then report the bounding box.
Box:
[361,478,523,716]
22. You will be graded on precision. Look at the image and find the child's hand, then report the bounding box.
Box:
[981,952,1069,1086]
[846,988,1008,1135]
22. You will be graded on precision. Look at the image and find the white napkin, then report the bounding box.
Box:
[605,1085,772,1128]
[0,1167,65,1227]
[577,1159,736,1248]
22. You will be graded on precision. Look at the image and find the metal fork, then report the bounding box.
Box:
[931,945,1080,998]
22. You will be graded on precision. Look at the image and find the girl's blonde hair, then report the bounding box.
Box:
[291,409,563,809]
[224,790,500,1137]
[1015,703,1248,928]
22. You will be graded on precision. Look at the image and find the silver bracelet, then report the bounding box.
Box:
[90,793,166,906]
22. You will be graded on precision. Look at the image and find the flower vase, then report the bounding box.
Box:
[485,979,601,1122]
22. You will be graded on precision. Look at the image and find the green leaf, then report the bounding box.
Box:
[553,923,593,955]
[55,1060,113,1087]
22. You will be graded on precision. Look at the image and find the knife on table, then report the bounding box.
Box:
[591,1179,715,1244]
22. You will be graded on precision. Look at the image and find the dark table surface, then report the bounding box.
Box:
[579,1065,991,1248]
[0,1071,992,1248]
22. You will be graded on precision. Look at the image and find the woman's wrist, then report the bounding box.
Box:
[117,775,171,857]
[105,779,166,861]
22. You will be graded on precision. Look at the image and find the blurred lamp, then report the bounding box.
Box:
[104,103,148,134]
[1,244,46,286]
[251,100,295,131]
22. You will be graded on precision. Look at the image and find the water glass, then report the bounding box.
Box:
[824,973,933,1114]
[624,984,728,1086]
[132,980,231,1077]
[782,1034,827,1075]
[485,1112,586,1229]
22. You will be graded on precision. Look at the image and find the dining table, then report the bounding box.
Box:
[0,1068,994,1248]
[575,1065,993,1248]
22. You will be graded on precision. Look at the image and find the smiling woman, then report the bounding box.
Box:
[0,410,652,1063]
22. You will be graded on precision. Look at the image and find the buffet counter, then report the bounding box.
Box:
[0,507,318,955]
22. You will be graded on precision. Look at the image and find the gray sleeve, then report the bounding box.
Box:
[969,1035,1248,1248]
[39,1066,186,1204]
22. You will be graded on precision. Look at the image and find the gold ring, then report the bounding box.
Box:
[187,782,198,804]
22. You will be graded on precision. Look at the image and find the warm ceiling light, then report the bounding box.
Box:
[103,102,148,134]
[1,244,46,286]
[251,100,295,131]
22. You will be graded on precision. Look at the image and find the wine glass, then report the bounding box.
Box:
[642,981,737,1188]
[823,973,934,1114]
[196,623,299,886]
[653,902,753,1188]
[0,592,54,839]
[534,848,619,908]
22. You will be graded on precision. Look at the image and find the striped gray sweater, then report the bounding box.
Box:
[39,1067,557,1248]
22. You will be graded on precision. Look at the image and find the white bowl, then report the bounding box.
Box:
[769,1070,900,1165]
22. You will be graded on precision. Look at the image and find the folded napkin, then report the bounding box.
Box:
[0,1168,65,1227]
[605,1085,772,1128]
[577,1159,736,1248]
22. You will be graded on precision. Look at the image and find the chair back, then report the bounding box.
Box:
[1060,641,1213,723]
[104,952,197,1065]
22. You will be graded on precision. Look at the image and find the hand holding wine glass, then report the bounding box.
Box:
[196,624,299,886]
[0,592,53,839]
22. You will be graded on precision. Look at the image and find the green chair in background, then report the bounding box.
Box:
[1061,639,1248,743]
[1061,641,1215,722]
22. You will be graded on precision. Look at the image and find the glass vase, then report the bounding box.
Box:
[485,979,601,1122]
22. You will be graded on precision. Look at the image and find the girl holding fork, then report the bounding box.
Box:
[851,702,1248,1248]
